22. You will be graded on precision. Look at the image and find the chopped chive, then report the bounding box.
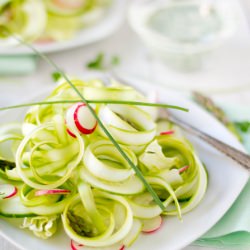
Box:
[235,121,250,133]
[51,71,63,82]
[0,100,189,112]
[86,53,104,70]
[86,53,120,70]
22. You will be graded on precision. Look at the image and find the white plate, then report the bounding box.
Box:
[0,77,249,250]
[0,0,125,55]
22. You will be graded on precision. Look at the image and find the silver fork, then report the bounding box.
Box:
[162,110,250,172]
[111,73,250,172]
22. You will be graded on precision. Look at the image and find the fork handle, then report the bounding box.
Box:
[169,116,250,171]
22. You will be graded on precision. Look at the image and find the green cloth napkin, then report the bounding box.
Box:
[194,105,250,249]
[0,55,37,75]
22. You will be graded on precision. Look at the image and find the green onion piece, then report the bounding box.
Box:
[51,71,63,82]
[86,53,104,70]
[0,100,188,112]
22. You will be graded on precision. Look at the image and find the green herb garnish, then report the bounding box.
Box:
[235,121,250,133]
[86,53,120,70]
[86,53,105,70]
[51,71,62,82]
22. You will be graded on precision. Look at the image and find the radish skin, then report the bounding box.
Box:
[0,184,18,199]
[52,0,85,9]
[160,130,174,136]
[120,245,125,250]
[35,189,71,196]
[71,240,84,250]
[66,103,97,136]
[66,127,77,138]
[74,103,97,135]
[179,165,190,174]
[142,216,163,234]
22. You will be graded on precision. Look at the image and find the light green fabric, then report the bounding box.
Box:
[194,105,250,249]
[0,55,37,75]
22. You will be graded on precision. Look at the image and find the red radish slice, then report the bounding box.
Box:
[0,184,18,199]
[71,240,84,250]
[119,245,125,250]
[66,103,97,136]
[179,165,189,174]
[35,189,70,196]
[160,130,174,136]
[66,127,76,138]
[66,104,79,137]
[53,0,85,9]
[65,111,76,138]
[74,103,97,134]
[34,37,54,44]
[142,216,163,234]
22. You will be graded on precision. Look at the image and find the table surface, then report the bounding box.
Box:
[0,0,250,250]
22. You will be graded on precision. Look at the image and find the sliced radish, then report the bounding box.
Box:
[34,37,54,44]
[0,184,18,199]
[66,127,76,138]
[74,103,97,134]
[35,189,70,196]
[142,216,163,234]
[66,102,97,137]
[53,0,85,9]
[71,240,84,250]
[119,245,125,250]
[179,165,189,174]
[160,130,174,136]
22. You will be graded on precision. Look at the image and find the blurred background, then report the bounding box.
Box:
[0,0,250,107]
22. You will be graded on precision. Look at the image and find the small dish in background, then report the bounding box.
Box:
[128,0,238,71]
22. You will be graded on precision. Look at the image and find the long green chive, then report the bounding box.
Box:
[9,35,166,211]
[0,99,189,112]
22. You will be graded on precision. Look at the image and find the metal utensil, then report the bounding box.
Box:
[110,73,250,172]
[192,91,242,141]
[164,110,250,172]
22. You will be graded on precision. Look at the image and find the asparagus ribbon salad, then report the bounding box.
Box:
[0,0,111,44]
[0,76,208,249]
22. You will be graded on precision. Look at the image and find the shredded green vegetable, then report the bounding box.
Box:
[0,35,207,249]
[0,77,207,248]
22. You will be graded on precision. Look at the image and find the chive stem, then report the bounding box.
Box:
[0,100,188,112]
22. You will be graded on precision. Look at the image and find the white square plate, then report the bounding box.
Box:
[0,77,249,250]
